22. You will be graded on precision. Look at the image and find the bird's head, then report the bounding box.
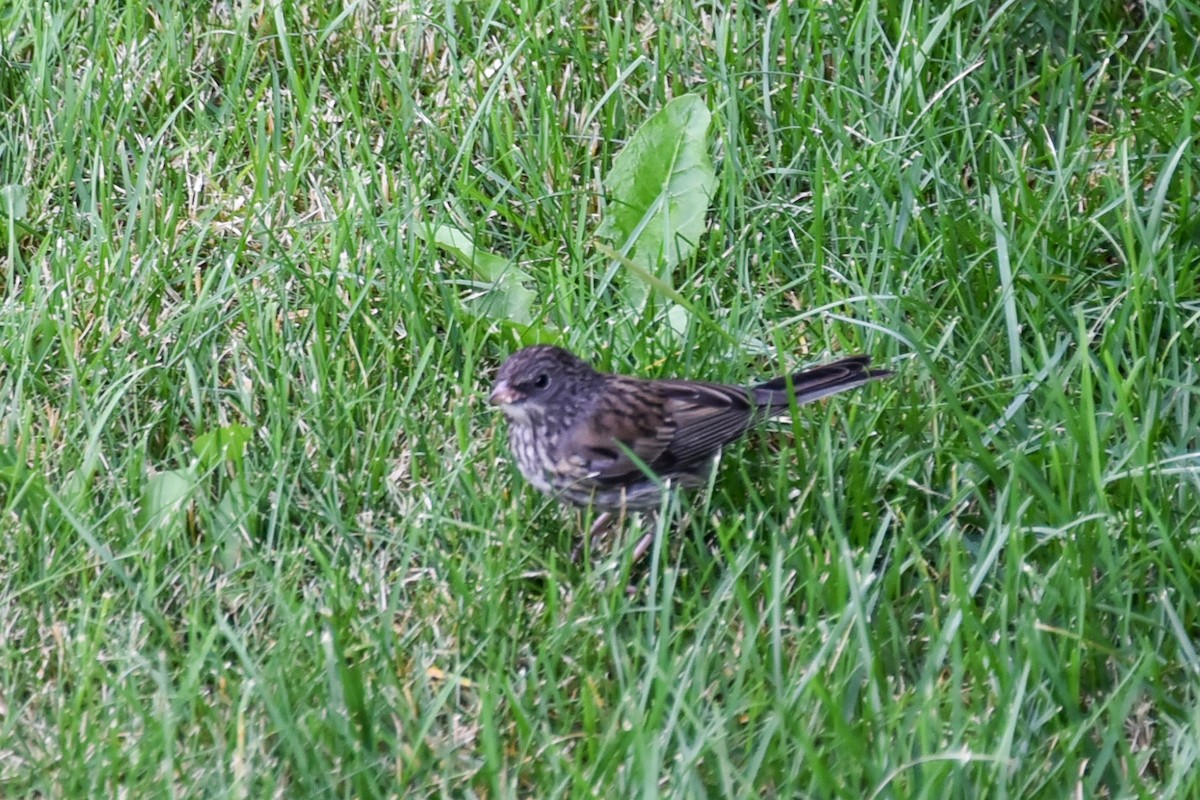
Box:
[489,345,598,422]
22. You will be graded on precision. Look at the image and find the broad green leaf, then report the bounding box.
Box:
[421,223,537,324]
[0,445,65,534]
[137,469,195,537]
[194,424,254,471]
[212,480,259,566]
[0,184,32,242]
[0,184,27,221]
[596,95,717,309]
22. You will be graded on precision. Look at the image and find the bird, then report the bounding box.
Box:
[489,345,892,539]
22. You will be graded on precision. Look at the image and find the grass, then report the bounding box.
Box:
[2,0,1199,797]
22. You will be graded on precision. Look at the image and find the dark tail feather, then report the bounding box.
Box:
[752,356,892,411]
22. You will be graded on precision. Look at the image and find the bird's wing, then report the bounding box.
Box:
[554,377,676,484]
[652,380,755,469]
[556,378,756,487]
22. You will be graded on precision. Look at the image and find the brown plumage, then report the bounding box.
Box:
[489,345,892,512]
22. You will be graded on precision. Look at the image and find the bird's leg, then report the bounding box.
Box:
[572,506,662,565]
[630,509,660,563]
[588,510,616,552]
[571,510,616,561]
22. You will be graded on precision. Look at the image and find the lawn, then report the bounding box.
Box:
[2,1,1198,797]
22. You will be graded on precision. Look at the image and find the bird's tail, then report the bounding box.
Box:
[752,356,892,412]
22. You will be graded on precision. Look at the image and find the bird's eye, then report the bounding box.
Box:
[532,373,551,390]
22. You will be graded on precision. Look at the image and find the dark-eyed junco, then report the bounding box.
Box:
[490,345,892,518]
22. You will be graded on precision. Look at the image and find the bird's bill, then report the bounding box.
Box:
[489,380,520,406]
